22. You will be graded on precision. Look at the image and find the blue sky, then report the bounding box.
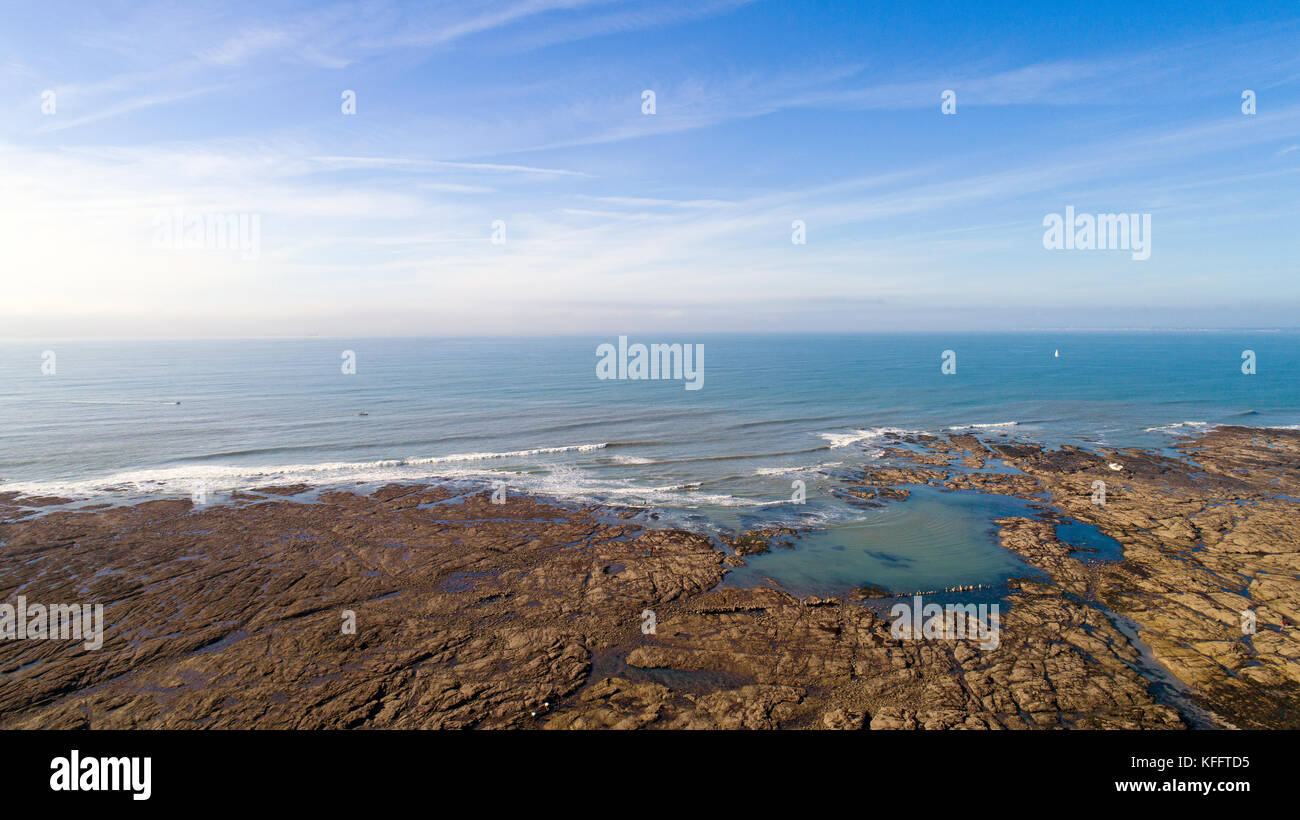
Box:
[2,0,1298,336]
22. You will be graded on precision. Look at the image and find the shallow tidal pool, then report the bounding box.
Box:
[720,484,1092,597]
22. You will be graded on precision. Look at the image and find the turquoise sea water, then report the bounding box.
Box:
[2,332,1294,594]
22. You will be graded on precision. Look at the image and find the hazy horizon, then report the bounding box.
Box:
[6,326,1300,342]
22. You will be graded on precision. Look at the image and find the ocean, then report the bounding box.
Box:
[3,332,1295,596]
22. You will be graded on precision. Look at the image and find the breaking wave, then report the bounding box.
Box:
[818,428,912,448]
[1,444,610,498]
[1144,422,1217,435]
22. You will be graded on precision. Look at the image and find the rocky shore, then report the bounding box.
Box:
[1,426,1296,729]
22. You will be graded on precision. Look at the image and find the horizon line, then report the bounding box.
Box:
[4,327,1298,342]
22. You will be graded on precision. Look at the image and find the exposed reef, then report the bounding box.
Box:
[0,426,1295,729]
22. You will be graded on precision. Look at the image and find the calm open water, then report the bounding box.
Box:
[2,332,1293,594]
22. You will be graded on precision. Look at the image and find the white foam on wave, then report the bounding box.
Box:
[517,464,771,509]
[3,443,788,513]
[1144,421,1216,435]
[1,443,609,498]
[947,421,1018,430]
[752,461,844,477]
[818,428,910,448]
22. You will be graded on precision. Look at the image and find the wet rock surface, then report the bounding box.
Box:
[1,426,1296,728]
[856,426,1300,728]
[0,486,724,728]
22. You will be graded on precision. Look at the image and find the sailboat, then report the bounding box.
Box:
[1054,349,1059,358]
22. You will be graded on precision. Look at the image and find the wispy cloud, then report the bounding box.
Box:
[307,155,594,177]
[37,85,229,132]
[2,2,1298,334]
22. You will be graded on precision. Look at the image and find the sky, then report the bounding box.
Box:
[1,0,1298,337]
